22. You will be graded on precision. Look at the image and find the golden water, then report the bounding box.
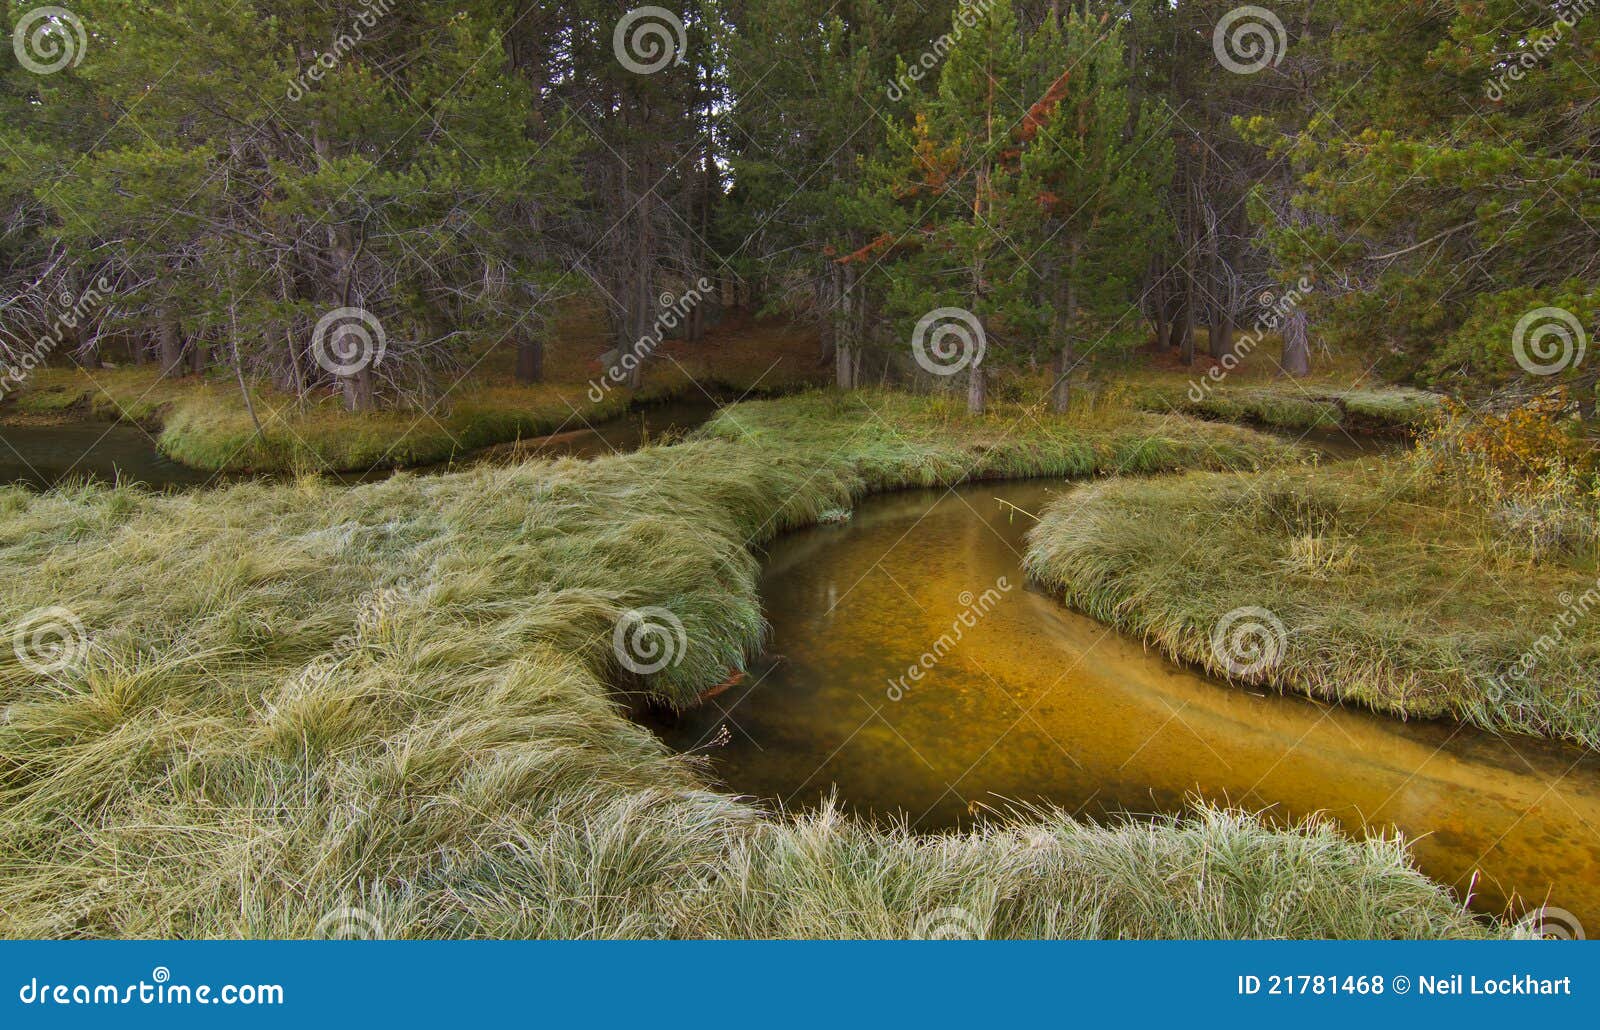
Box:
[653,479,1600,926]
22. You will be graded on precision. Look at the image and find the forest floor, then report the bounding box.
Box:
[0,321,1438,473]
[0,390,1493,939]
[1026,455,1600,749]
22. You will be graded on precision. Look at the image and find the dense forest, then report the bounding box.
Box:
[2,0,1593,414]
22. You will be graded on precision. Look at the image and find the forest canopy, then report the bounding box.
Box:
[1,0,1595,414]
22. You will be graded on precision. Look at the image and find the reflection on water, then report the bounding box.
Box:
[0,422,222,491]
[0,395,722,490]
[650,479,1600,927]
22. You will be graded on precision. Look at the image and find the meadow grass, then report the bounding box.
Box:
[2,311,822,474]
[0,391,1490,938]
[1025,456,1600,748]
[1103,340,1441,432]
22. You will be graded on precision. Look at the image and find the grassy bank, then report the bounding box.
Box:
[0,391,1489,938]
[2,313,822,474]
[1025,458,1600,748]
[1108,342,1440,432]
[1157,384,1441,432]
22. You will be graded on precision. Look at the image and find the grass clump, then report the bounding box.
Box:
[1,312,823,474]
[1025,456,1600,748]
[0,392,1489,938]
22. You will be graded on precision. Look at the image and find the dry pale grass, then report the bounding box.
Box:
[0,394,1489,938]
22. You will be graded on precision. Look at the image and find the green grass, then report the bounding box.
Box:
[1025,457,1600,748]
[1099,339,1442,432]
[0,391,1488,938]
[1136,383,1442,433]
[1,311,824,474]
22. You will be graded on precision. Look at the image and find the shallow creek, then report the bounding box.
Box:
[0,395,722,490]
[648,477,1600,927]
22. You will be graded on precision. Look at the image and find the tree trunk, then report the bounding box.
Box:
[340,347,375,411]
[1211,307,1234,360]
[1052,343,1073,413]
[159,311,185,378]
[966,362,986,414]
[1281,310,1312,376]
[835,342,854,390]
[515,330,544,385]
[1053,242,1079,413]
[1178,279,1196,366]
[1150,266,1168,351]
[284,324,306,398]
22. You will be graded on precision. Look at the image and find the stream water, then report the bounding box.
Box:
[649,477,1600,927]
[10,404,1595,926]
[0,395,723,490]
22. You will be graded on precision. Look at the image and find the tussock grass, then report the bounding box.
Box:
[1104,342,1441,432]
[1,312,822,475]
[1140,385,1440,432]
[1025,458,1600,748]
[0,394,1488,937]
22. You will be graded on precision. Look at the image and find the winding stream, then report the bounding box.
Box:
[0,394,722,490]
[650,478,1600,927]
[11,403,1596,926]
